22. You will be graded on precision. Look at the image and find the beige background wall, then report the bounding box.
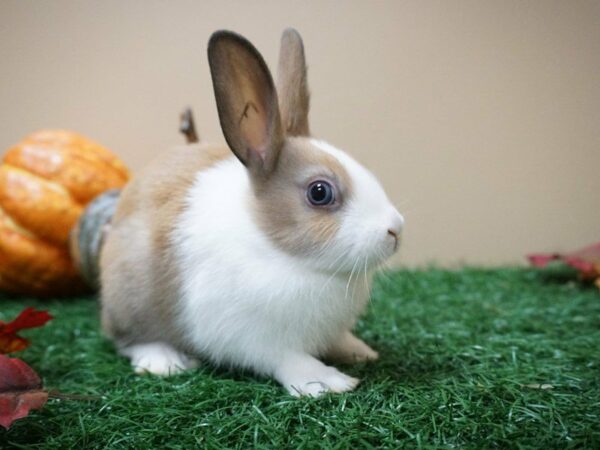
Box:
[1,0,599,266]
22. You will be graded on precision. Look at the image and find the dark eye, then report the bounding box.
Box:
[307,181,335,206]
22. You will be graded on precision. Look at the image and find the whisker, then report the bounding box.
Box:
[316,255,347,298]
[363,256,374,306]
[345,256,360,302]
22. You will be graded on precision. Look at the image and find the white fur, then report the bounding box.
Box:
[168,141,402,396]
[121,342,199,376]
[311,139,404,272]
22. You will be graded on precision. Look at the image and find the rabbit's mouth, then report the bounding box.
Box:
[388,229,400,252]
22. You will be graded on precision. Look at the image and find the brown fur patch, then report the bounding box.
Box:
[252,137,353,257]
[146,145,230,251]
[100,144,231,347]
[112,143,230,253]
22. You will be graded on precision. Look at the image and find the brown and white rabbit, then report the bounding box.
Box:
[99,29,404,396]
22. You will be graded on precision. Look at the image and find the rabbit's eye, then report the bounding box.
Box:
[307,181,335,206]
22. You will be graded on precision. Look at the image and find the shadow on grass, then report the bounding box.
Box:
[336,340,466,388]
[524,265,599,291]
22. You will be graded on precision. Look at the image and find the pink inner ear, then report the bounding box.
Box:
[239,99,269,161]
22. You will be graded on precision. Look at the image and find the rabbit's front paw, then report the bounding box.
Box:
[276,353,359,397]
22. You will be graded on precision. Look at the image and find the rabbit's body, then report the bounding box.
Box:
[174,143,374,370]
[100,30,403,396]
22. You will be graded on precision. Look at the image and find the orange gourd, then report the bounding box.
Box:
[0,130,129,296]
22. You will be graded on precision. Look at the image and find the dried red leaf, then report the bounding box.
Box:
[528,253,559,267]
[528,242,600,281]
[0,335,28,354]
[0,307,53,334]
[0,307,53,354]
[0,354,48,429]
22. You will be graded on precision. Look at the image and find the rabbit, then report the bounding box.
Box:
[98,28,404,397]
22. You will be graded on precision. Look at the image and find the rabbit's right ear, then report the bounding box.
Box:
[277,28,310,137]
[208,31,284,177]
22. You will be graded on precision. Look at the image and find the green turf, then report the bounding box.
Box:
[1,268,599,449]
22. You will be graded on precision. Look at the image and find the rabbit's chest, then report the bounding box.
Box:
[177,262,370,359]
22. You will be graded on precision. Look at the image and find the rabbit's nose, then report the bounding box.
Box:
[386,212,404,251]
[388,211,404,236]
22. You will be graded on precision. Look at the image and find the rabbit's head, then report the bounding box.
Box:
[208,29,403,273]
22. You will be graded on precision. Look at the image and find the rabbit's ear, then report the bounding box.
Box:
[208,31,284,177]
[277,28,310,137]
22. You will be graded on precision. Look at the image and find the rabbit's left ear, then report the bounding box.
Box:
[208,31,284,177]
[277,28,310,137]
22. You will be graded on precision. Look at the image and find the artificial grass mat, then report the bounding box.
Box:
[1,267,599,449]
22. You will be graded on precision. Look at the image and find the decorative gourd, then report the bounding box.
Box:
[0,130,130,296]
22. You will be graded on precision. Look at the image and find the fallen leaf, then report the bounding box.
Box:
[0,354,48,429]
[0,307,53,354]
[527,253,559,268]
[528,242,600,282]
